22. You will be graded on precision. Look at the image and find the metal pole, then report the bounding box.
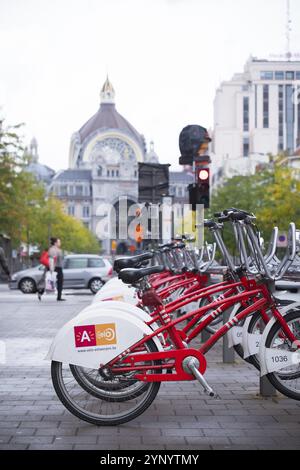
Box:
[259,372,277,397]
[201,328,210,343]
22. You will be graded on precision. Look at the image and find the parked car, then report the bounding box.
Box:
[9,254,113,294]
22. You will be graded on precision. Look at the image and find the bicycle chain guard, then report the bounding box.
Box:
[118,348,207,382]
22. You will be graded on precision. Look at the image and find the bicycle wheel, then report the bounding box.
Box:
[265,310,300,400]
[231,303,300,373]
[69,364,149,402]
[51,339,161,426]
[243,310,266,371]
[199,295,223,333]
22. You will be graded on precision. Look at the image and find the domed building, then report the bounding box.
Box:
[26,138,55,185]
[50,77,159,252]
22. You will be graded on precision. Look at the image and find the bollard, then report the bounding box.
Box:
[259,376,277,397]
[201,328,210,343]
[223,307,235,363]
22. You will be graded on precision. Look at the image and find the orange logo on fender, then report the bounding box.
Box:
[95,323,117,346]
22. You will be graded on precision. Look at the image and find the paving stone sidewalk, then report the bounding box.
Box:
[0,285,300,450]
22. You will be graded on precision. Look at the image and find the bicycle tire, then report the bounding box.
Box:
[265,310,300,400]
[51,339,161,426]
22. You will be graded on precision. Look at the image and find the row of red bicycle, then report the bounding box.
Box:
[47,207,300,425]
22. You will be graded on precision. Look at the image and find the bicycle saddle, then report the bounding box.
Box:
[158,242,175,249]
[113,252,153,272]
[159,246,171,253]
[218,208,256,222]
[118,266,165,284]
[203,219,223,230]
[173,242,186,249]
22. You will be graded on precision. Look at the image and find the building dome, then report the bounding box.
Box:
[26,137,55,185]
[78,103,145,151]
[75,77,146,158]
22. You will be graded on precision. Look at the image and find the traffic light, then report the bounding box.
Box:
[188,167,210,209]
[134,208,144,244]
[197,166,210,208]
[135,222,144,244]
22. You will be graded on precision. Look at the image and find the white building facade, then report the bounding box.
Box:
[212,56,300,183]
[50,77,158,252]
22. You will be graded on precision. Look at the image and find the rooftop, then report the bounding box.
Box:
[169,171,194,184]
[53,169,92,182]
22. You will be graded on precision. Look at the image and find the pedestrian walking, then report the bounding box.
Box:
[37,248,49,301]
[48,237,66,302]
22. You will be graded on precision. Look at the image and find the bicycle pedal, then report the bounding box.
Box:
[205,391,221,400]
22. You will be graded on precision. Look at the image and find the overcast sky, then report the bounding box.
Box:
[1,0,300,171]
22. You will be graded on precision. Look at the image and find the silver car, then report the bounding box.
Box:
[9,254,113,294]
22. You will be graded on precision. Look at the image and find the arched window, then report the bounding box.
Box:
[97,165,102,177]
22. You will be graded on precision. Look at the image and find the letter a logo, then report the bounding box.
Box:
[81,330,91,342]
[74,325,96,348]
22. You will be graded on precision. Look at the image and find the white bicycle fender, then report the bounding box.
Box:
[93,278,127,297]
[76,301,151,323]
[46,301,162,362]
[259,302,300,376]
[46,309,163,368]
[227,304,242,349]
[263,348,300,375]
[93,278,133,296]
[78,301,162,341]
[242,316,259,359]
[93,285,137,304]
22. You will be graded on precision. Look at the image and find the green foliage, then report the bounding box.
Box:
[207,161,300,257]
[0,119,100,254]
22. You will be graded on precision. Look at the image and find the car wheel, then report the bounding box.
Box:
[89,278,104,294]
[19,278,37,294]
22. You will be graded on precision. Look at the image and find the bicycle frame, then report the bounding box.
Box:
[107,279,298,382]
[152,273,208,300]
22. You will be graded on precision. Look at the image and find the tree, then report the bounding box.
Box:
[0,119,43,247]
[0,118,100,255]
[208,160,300,257]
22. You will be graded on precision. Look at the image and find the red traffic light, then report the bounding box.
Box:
[198,169,209,181]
